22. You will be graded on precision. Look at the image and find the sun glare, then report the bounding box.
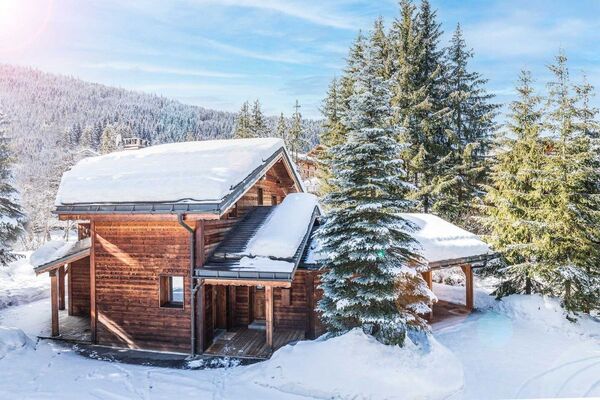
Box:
[0,0,53,52]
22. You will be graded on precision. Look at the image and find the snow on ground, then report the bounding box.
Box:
[0,252,49,309]
[433,283,600,399]
[246,193,318,259]
[240,329,463,400]
[0,254,599,399]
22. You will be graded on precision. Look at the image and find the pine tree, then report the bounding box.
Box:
[481,71,550,297]
[250,100,269,137]
[317,78,346,197]
[434,23,498,225]
[0,113,24,265]
[317,30,433,346]
[541,52,600,314]
[288,100,304,160]
[276,112,287,141]
[100,124,119,154]
[390,0,450,214]
[80,125,95,149]
[233,101,252,139]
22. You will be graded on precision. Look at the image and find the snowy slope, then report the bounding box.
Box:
[0,253,49,309]
[56,138,285,205]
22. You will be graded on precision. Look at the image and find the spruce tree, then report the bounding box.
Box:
[317,30,433,346]
[541,52,600,314]
[233,101,252,139]
[316,78,347,198]
[434,24,498,225]
[276,112,287,141]
[100,124,119,154]
[0,113,24,265]
[288,100,304,160]
[481,71,550,297]
[390,0,450,214]
[250,100,269,137]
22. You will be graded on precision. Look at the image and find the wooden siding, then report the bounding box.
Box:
[93,221,192,353]
[68,256,90,317]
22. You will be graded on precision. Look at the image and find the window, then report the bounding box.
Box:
[271,195,277,205]
[257,188,264,205]
[160,276,184,308]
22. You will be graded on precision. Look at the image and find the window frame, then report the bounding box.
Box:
[159,275,185,309]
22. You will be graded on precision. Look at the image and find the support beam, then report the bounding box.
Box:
[90,221,97,343]
[58,265,66,310]
[265,285,273,349]
[421,270,434,319]
[197,280,206,353]
[49,270,59,337]
[227,286,236,330]
[461,264,474,311]
[422,270,433,290]
[67,263,73,315]
[305,271,315,339]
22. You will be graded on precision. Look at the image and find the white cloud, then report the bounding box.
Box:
[82,61,243,78]
[191,0,359,30]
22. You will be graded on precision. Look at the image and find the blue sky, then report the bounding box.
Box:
[1,0,600,118]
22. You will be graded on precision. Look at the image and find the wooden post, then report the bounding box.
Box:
[422,270,433,290]
[305,271,315,339]
[461,265,474,311]
[50,270,59,337]
[227,286,236,330]
[421,270,434,319]
[89,221,97,343]
[58,265,66,310]
[265,285,273,349]
[197,280,205,352]
[67,264,73,315]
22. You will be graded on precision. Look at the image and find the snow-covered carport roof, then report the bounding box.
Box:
[196,193,320,284]
[31,238,91,275]
[302,213,496,269]
[53,138,304,218]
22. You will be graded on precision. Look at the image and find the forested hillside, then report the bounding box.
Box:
[0,64,321,247]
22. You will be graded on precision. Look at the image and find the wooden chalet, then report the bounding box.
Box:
[33,138,494,359]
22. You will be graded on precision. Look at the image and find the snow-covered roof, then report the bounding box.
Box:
[304,213,492,267]
[246,193,318,259]
[31,238,91,274]
[55,138,290,206]
[197,193,320,281]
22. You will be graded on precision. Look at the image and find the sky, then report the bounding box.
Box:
[1,0,600,119]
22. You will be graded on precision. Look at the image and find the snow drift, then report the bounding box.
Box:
[239,329,464,400]
[0,327,31,360]
[0,254,49,309]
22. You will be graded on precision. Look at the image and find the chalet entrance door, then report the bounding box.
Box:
[252,286,266,322]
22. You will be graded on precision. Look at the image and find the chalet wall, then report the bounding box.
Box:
[93,221,191,353]
[68,256,90,317]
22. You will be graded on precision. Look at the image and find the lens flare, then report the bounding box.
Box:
[0,0,54,52]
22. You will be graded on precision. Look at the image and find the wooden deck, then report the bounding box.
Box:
[39,310,92,343]
[430,300,472,329]
[204,327,305,359]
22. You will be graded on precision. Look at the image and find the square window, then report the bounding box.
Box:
[160,276,184,308]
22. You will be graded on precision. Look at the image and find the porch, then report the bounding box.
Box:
[38,310,92,343]
[205,327,305,359]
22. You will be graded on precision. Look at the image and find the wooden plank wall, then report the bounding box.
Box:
[68,256,90,316]
[93,221,191,353]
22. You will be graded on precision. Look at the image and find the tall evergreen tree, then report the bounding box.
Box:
[317,30,433,346]
[288,100,304,160]
[481,71,550,297]
[390,0,450,214]
[0,113,24,265]
[233,101,252,139]
[541,52,600,314]
[276,112,287,140]
[434,24,498,225]
[250,100,269,137]
[100,124,119,154]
